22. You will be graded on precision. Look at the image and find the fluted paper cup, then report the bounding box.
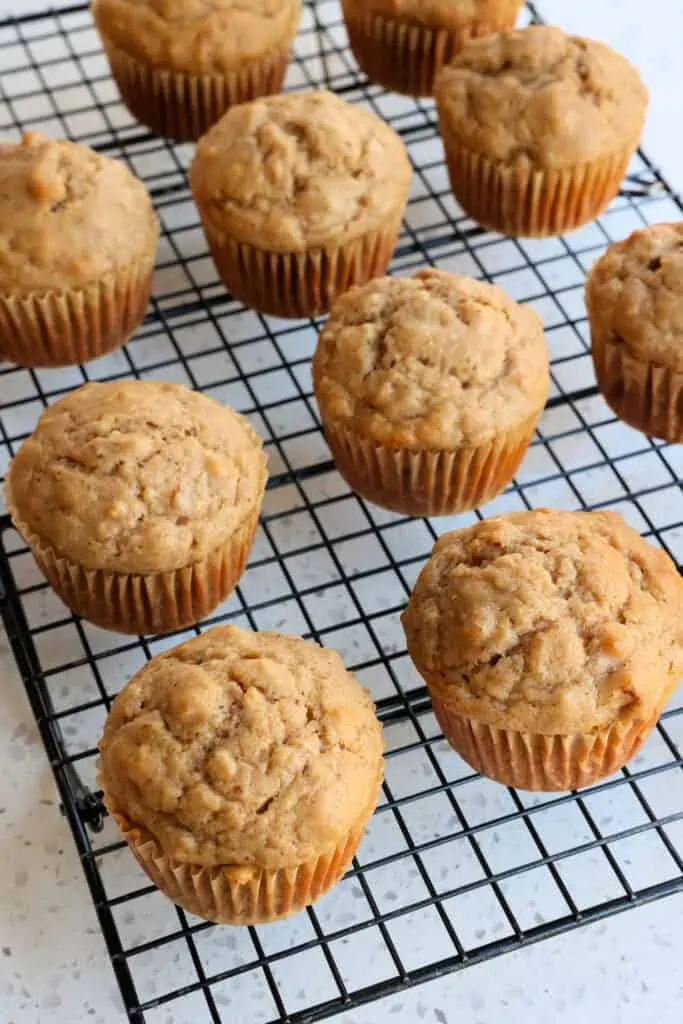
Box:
[103,781,381,925]
[430,688,661,791]
[343,1,523,96]
[101,37,291,143]
[590,326,683,443]
[439,136,639,238]
[6,499,261,636]
[319,412,541,516]
[200,221,402,319]
[0,258,153,368]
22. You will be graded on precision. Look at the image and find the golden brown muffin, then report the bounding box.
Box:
[312,269,549,516]
[6,380,266,635]
[0,132,158,367]
[342,0,524,97]
[190,90,412,318]
[402,509,683,790]
[92,0,302,141]
[435,25,649,237]
[586,222,683,441]
[99,625,384,924]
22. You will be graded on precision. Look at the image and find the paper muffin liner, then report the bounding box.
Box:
[101,38,290,142]
[343,2,522,96]
[430,688,660,791]
[103,787,380,925]
[0,259,153,368]
[319,412,541,516]
[201,221,402,319]
[6,499,261,636]
[590,328,683,442]
[439,136,638,238]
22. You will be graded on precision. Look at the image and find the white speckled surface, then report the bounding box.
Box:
[1,2,682,1022]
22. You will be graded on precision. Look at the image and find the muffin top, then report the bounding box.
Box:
[435,26,648,169]
[99,625,384,867]
[190,90,412,251]
[586,223,683,371]
[402,510,683,735]
[6,381,266,574]
[312,269,549,449]
[92,0,302,74]
[0,133,158,293]
[343,0,523,31]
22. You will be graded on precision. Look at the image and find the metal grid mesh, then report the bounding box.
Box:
[1,2,683,1021]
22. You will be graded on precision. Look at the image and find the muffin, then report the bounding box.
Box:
[5,381,266,635]
[586,222,683,442]
[402,509,683,791]
[92,0,302,142]
[190,90,412,318]
[312,269,549,516]
[342,0,524,97]
[98,625,384,924]
[0,132,158,368]
[435,26,649,237]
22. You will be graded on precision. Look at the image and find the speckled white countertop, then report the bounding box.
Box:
[1,2,682,1022]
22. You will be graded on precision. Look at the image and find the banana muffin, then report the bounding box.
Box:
[402,509,683,790]
[5,380,266,635]
[0,132,158,367]
[435,25,649,236]
[586,222,683,441]
[99,625,384,924]
[92,0,302,141]
[190,90,412,318]
[312,269,549,516]
[342,0,524,97]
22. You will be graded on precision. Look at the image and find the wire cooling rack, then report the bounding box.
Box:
[1,2,683,1022]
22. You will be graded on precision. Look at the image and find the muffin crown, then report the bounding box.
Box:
[343,0,523,31]
[0,133,158,293]
[5,380,266,574]
[92,0,302,74]
[435,25,648,169]
[190,90,412,251]
[312,269,549,448]
[586,222,683,371]
[402,509,683,734]
[99,626,384,868]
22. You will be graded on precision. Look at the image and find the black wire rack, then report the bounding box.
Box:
[1,2,683,1021]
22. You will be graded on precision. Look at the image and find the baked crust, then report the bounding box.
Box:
[92,0,302,75]
[586,222,683,371]
[436,25,648,169]
[313,269,549,449]
[6,380,267,574]
[99,626,384,867]
[402,509,683,734]
[0,132,158,293]
[190,90,412,252]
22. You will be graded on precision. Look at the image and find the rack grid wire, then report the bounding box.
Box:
[1,2,683,1022]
